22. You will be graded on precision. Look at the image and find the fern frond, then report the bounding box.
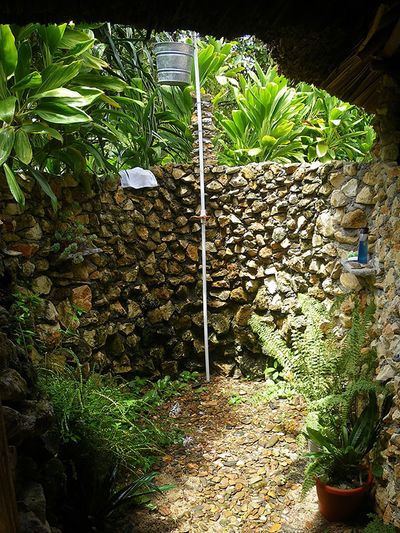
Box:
[249,315,295,377]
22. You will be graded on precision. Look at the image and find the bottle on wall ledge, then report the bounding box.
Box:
[357,226,369,264]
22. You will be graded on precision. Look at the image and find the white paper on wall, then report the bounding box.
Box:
[119,167,159,189]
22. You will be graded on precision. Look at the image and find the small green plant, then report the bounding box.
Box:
[50,220,98,264]
[228,393,245,405]
[62,463,174,531]
[140,372,199,406]
[178,370,199,383]
[363,513,396,533]
[37,365,182,470]
[302,391,392,494]
[12,290,43,353]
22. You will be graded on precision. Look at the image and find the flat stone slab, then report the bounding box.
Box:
[341,259,380,277]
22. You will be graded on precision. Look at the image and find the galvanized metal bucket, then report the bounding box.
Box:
[154,42,194,86]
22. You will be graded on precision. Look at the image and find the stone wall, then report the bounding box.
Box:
[0,161,376,377]
[0,255,61,533]
[1,159,400,526]
[370,162,400,526]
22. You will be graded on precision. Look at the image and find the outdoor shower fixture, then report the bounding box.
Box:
[154,34,210,382]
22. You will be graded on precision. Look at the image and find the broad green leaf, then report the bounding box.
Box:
[37,61,82,93]
[73,86,103,105]
[100,94,120,108]
[81,53,109,70]
[38,24,67,54]
[11,71,41,92]
[0,126,15,165]
[35,101,92,123]
[14,41,32,83]
[14,129,32,164]
[30,87,102,107]
[3,162,25,205]
[14,24,38,42]
[112,95,145,107]
[261,135,277,146]
[316,142,328,158]
[0,64,7,99]
[62,39,95,59]
[21,123,63,142]
[0,96,16,123]
[0,25,18,78]
[30,168,57,211]
[72,72,126,92]
[59,28,92,48]
[55,146,87,176]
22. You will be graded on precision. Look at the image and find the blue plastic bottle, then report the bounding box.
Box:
[357,227,369,264]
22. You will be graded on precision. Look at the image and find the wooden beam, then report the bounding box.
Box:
[0,400,18,533]
[383,16,400,56]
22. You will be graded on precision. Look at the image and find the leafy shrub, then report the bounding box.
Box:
[37,365,194,531]
[250,295,378,411]
[303,390,391,493]
[215,63,375,165]
[37,366,182,471]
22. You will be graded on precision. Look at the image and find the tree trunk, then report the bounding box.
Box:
[0,400,18,533]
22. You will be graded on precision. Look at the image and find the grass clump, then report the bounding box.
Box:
[37,364,197,532]
[38,366,182,471]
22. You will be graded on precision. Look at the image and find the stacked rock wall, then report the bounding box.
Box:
[370,163,400,526]
[1,159,400,526]
[0,161,378,377]
[0,255,61,533]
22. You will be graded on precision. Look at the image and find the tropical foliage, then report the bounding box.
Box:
[250,295,391,494]
[250,295,377,402]
[215,64,375,165]
[303,390,391,491]
[215,65,306,164]
[37,363,194,531]
[0,24,375,207]
[300,83,376,162]
[0,23,126,207]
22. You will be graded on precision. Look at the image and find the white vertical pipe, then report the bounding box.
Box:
[192,32,210,382]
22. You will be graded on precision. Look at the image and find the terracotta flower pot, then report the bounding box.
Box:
[316,470,373,522]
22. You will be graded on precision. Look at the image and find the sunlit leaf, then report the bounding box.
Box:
[14,129,32,164]
[3,162,25,205]
[0,25,18,78]
[35,101,92,123]
[0,126,15,165]
[30,87,102,107]
[21,123,63,142]
[0,95,16,123]
[37,61,82,93]
[38,24,67,54]
[247,147,262,156]
[11,71,41,92]
[316,142,328,158]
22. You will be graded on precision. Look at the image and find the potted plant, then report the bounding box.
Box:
[302,390,392,522]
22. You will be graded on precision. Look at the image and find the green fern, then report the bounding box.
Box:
[336,299,376,385]
[364,514,396,533]
[250,295,378,407]
[249,296,341,403]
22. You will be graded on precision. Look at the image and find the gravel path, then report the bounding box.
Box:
[128,376,369,533]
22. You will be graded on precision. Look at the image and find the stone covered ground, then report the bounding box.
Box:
[125,376,371,533]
